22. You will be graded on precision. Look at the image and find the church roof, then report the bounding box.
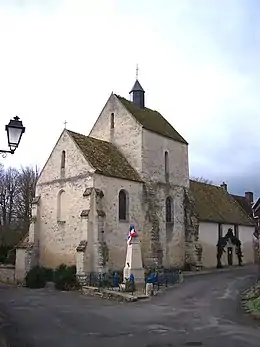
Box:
[68,130,141,182]
[115,95,188,144]
[130,79,144,93]
[190,180,255,226]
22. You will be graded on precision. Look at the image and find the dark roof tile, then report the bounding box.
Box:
[190,180,254,226]
[68,130,141,182]
[115,95,188,144]
[232,194,253,218]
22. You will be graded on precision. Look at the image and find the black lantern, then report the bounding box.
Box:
[0,116,25,155]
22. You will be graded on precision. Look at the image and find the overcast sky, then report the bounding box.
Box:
[0,0,259,197]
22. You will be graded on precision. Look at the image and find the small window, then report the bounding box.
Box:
[165,151,169,182]
[119,189,129,221]
[61,150,66,169]
[166,196,172,223]
[110,113,115,129]
[57,190,66,222]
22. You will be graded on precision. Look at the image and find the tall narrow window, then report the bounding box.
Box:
[61,150,66,169]
[165,151,169,182]
[166,196,172,223]
[61,150,66,178]
[110,113,115,129]
[57,190,66,222]
[119,189,129,221]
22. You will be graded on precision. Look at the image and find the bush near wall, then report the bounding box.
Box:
[53,264,79,291]
[25,264,79,291]
[25,266,47,288]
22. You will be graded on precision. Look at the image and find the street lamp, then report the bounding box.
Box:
[0,116,25,157]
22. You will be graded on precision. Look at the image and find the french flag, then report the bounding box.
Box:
[127,225,138,245]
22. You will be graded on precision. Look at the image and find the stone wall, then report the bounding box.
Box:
[183,189,201,270]
[37,130,95,184]
[89,94,143,174]
[142,181,186,269]
[94,174,143,271]
[142,129,189,188]
[0,264,15,284]
[36,130,96,269]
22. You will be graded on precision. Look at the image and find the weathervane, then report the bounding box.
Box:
[136,64,139,80]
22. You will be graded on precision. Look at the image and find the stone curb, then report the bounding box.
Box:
[82,286,149,302]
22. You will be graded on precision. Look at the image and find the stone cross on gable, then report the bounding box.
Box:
[64,120,67,129]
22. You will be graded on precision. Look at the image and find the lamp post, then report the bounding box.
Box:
[0,116,25,157]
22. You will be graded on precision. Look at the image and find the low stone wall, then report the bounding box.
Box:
[0,264,15,284]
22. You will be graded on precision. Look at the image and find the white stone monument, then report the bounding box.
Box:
[123,225,145,284]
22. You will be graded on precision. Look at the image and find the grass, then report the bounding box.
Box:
[243,281,260,317]
[245,296,260,313]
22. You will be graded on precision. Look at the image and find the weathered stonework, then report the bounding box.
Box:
[16,92,190,281]
[142,181,186,269]
[183,188,202,269]
[89,94,143,175]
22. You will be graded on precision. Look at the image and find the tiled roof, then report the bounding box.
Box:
[232,194,253,218]
[115,95,188,144]
[68,130,141,182]
[190,180,255,226]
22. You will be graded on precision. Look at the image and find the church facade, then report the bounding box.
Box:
[14,79,256,282]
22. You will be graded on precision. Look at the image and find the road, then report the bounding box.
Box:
[0,266,260,347]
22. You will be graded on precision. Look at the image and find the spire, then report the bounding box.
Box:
[129,64,145,108]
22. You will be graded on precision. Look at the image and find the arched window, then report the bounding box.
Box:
[57,190,66,222]
[110,113,115,130]
[166,196,172,223]
[165,151,169,182]
[119,189,129,221]
[61,150,66,169]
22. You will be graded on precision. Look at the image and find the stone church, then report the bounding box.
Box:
[14,78,256,282]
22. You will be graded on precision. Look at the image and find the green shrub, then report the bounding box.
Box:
[54,264,79,291]
[246,296,260,313]
[43,268,54,282]
[25,265,46,289]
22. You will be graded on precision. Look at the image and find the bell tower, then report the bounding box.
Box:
[129,65,145,108]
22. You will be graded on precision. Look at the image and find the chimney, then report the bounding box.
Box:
[220,182,227,191]
[245,191,253,204]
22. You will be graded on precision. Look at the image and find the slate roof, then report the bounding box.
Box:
[115,95,188,144]
[130,79,144,92]
[190,180,255,226]
[232,194,253,218]
[68,130,141,182]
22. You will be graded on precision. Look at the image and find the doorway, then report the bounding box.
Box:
[227,247,233,266]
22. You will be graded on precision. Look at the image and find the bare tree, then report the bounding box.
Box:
[191,176,213,184]
[0,165,39,246]
[0,167,20,228]
[15,166,39,232]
